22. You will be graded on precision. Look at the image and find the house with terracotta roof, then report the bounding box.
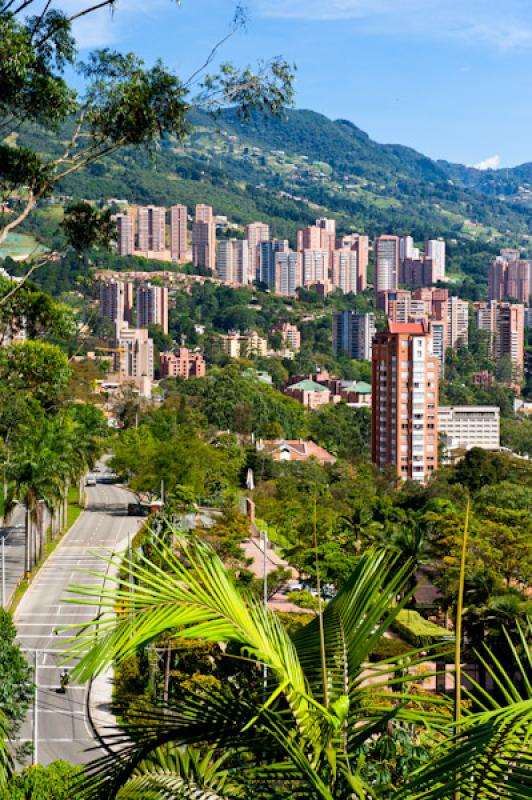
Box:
[257,439,336,465]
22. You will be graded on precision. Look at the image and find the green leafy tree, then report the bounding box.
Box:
[0,340,71,405]
[0,610,33,743]
[4,760,81,800]
[0,1,294,298]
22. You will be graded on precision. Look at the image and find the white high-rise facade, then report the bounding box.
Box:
[217,239,250,285]
[245,222,270,283]
[375,235,399,293]
[425,239,446,282]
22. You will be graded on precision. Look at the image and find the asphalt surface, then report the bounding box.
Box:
[14,477,143,766]
[1,505,26,608]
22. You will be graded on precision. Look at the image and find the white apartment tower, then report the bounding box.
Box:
[245,222,270,282]
[425,239,446,282]
[275,251,302,297]
[375,235,399,293]
[217,239,250,285]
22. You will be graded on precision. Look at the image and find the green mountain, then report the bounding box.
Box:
[16,107,532,257]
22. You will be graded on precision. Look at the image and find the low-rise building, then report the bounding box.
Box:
[221,330,268,359]
[257,439,336,465]
[284,378,332,410]
[340,380,372,406]
[438,405,500,451]
[160,348,206,379]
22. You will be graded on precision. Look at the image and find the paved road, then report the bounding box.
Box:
[14,478,143,766]
[1,505,25,608]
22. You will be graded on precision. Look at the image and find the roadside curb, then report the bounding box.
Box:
[10,504,86,614]
[86,527,141,752]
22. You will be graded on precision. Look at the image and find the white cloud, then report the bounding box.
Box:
[471,154,501,170]
[254,0,532,50]
[60,0,168,49]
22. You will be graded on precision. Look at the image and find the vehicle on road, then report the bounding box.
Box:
[85,474,96,486]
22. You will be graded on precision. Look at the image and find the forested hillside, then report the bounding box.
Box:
[15,108,532,250]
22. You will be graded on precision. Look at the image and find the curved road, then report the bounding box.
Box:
[14,479,143,766]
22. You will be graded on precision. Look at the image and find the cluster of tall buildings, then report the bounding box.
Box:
[98,278,170,395]
[99,279,168,334]
[207,216,368,297]
[375,235,446,293]
[488,249,531,305]
[116,205,188,261]
[376,287,468,374]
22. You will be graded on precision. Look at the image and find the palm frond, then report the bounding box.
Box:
[400,699,532,799]
[113,745,245,800]
[0,711,13,791]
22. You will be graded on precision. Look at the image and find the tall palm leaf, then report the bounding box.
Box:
[64,530,451,799]
[400,620,532,799]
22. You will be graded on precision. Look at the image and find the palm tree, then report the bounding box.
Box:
[65,533,451,799]
[399,620,532,799]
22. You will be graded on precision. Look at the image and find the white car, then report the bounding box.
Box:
[85,475,96,486]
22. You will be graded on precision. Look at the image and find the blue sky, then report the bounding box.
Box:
[66,0,532,168]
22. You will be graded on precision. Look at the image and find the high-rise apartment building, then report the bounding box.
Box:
[488,254,530,304]
[315,217,336,252]
[399,235,416,260]
[192,221,216,271]
[245,222,270,282]
[99,279,133,324]
[302,249,330,292]
[447,296,469,349]
[425,239,446,281]
[340,234,369,291]
[297,224,323,252]
[217,239,250,285]
[275,251,302,297]
[136,283,169,334]
[333,311,376,361]
[372,321,439,483]
[170,204,188,261]
[331,248,359,294]
[137,206,166,253]
[400,257,436,287]
[475,300,525,376]
[115,322,154,396]
[377,289,412,323]
[258,239,288,289]
[115,213,134,256]
[375,235,399,293]
[195,204,213,224]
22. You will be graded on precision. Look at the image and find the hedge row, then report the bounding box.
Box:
[391,609,452,648]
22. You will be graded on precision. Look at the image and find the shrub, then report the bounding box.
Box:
[391,609,452,648]
[369,636,414,662]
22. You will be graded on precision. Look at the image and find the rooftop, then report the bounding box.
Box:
[287,379,329,392]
